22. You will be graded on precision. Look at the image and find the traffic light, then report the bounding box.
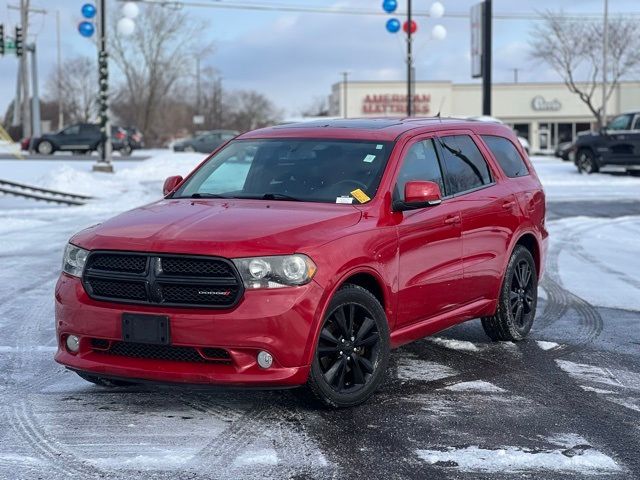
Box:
[14,25,23,57]
[0,25,5,56]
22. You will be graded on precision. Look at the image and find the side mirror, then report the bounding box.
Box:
[393,181,442,212]
[163,175,183,196]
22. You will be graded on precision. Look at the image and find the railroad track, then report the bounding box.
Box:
[0,179,92,206]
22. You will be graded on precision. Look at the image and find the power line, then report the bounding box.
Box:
[120,0,640,20]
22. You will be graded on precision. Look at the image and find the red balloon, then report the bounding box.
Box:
[403,20,417,34]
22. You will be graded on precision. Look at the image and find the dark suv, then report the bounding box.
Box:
[35,123,135,156]
[573,112,640,173]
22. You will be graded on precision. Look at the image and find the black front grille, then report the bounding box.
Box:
[82,252,243,308]
[95,341,231,363]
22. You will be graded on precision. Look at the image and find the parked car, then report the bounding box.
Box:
[173,130,239,153]
[55,118,547,407]
[124,127,144,150]
[466,116,530,154]
[555,141,574,161]
[574,112,640,173]
[34,123,134,156]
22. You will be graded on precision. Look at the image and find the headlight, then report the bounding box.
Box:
[62,243,89,277]
[233,254,317,289]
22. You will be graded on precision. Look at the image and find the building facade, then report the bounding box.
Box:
[328,81,640,153]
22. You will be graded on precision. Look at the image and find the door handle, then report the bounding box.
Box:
[502,201,516,209]
[444,215,461,225]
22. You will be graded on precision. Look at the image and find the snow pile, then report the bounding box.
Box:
[444,380,505,393]
[416,436,621,474]
[548,216,640,311]
[426,337,480,352]
[395,354,458,382]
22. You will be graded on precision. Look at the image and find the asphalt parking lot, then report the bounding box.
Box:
[1,156,639,479]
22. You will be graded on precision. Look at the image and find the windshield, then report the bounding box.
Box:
[173,139,393,204]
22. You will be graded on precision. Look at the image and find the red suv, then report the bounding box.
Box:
[55,118,547,407]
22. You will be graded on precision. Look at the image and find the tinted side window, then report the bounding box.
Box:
[481,135,529,178]
[396,139,445,200]
[62,125,80,135]
[439,135,491,195]
[633,116,640,131]
[608,114,632,131]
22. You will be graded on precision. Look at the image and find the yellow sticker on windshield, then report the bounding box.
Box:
[350,189,371,204]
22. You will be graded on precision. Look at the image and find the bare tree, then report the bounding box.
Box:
[300,96,330,117]
[44,56,97,127]
[530,12,640,127]
[109,5,212,143]
[225,90,282,132]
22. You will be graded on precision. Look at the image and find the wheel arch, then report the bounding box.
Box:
[512,232,541,276]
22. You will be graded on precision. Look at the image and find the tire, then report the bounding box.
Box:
[481,245,538,342]
[304,284,390,408]
[37,140,53,155]
[576,149,599,174]
[76,371,136,387]
[120,144,132,156]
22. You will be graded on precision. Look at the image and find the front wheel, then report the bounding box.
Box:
[482,245,538,342]
[37,140,53,155]
[576,149,599,174]
[305,284,390,408]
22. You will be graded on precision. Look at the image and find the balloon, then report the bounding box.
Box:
[403,20,418,34]
[382,0,398,14]
[386,18,401,33]
[117,17,136,36]
[78,21,95,38]
[432,24,447,40]
[430,2,445,19]
[81,3,97,19]
[122,2,140,19]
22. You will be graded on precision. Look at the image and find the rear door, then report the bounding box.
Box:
[436,133,520,304]
[395,136,465,327]
[604,113,635,165]
[55,124,82,150]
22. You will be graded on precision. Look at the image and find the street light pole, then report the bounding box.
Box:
[602,0,608,128]
[341,71,349,118]
[56,9,63,129]
[406,0,413,117]
[94,0,113,172]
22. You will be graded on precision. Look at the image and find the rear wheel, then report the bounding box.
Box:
[120,144,133,156]
[37,140,53,155]
[76,371,137,387]
[482,245,538,342]
[305,284,390,408]
[576,149,599,174]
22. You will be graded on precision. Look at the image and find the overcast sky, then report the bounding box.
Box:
[1,0,639,121]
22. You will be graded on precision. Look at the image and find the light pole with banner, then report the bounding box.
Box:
[470,0,492,116]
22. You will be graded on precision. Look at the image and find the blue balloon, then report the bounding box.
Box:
[81,3,97,19]
[382,0,398,13]
[386,18,401,33]
[78,21,95,38]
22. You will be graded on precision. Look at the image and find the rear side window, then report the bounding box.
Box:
[438,135,491,195]
[481,135,529,178]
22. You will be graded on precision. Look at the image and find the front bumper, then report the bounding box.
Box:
[54,274,324,387]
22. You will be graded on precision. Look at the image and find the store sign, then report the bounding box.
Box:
[531,95,562,111]
[362,94,431,115]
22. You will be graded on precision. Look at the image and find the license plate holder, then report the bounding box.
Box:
[122,313,170,345]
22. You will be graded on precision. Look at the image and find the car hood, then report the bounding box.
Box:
[71,199,363,257]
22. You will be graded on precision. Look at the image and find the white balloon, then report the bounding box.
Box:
[430,1,445,19]
[432,24,447,40]
[117,17,136,36]
[122,2,140,19]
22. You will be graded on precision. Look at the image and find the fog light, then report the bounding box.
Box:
[66,335,80,353]
[257,351,273,369]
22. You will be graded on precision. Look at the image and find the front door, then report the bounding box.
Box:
[604,113,636,165]
[396,137,464,327]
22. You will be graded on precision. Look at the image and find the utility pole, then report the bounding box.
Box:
[341,71,349,118]
[482,0,492,115]
[56,10,63,129]
[512,68,519,84]
[20,0,31,139]
[406,0,413,117]
[602,0,609,128]
[196,56,201,114]
[29,43,41,144]
[93,0,113,172]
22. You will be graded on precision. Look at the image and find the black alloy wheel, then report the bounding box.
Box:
[306,284,390,407]
[482,245,538,341]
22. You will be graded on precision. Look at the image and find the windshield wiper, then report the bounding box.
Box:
[189,193,230,199]
[261,193,302,202]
